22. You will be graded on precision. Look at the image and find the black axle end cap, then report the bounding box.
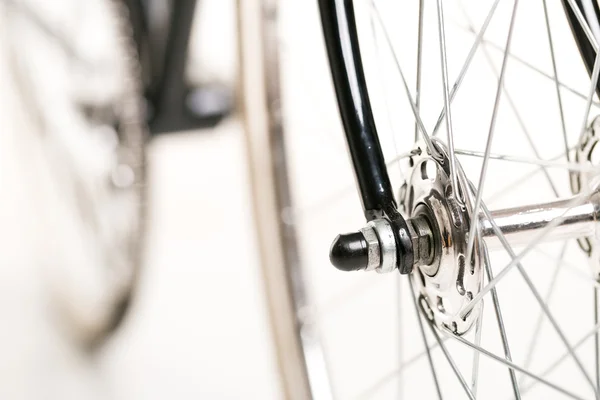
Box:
[329,232,369,271]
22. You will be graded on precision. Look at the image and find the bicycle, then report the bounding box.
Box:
[240,0,600,399]
[5,0,600,398]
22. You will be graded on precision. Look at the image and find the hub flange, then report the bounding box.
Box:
[400,141,484,334]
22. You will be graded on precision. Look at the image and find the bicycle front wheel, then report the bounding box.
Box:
[241,0,600,399]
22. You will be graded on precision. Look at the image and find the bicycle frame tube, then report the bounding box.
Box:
[318,0,396,221]
[123,0,231,134]
[319,0,600,210]
[562,0,600,97]
[319,0,600,275]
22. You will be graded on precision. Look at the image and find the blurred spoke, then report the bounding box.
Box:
[370,12,406,180]
[464,191,598,395]
[521,319,600,395]
[4,0,90,65]
[486,147,576,205]
[444,329,587,400]
[535,248,600,289]
[355,336,449,400]
[519,243,567,388]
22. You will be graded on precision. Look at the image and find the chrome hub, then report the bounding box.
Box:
[400,141,484,335]
[329,135,600,337]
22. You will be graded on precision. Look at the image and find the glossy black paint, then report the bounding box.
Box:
[329,232,369,271]
[562,0,600,96]
[321,1,600,275]
[318,0,396,221]
[319,0,414,273]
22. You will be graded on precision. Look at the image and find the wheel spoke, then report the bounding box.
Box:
[391,147,589,175]
[535,248,600,290]
[454,148,595,171]
[577,50,600,146]
[486,147,576,205]
[453,21,600,107]
[480,240,521,399]
[297,149,418,221]
[487,166,544,206]
[436,0,462,205]
[387,148,424,169]
[521,319,600,395]
[565,0,600,51]
[408,274,444,400]
[519,242,567,388]
[355,336,448,400]
[465,0,520,269]
[419,299,476,400]
[470,269,484,398]
[315,277,386,319]
[465,191,599,396]
[370,11,406,180]
[415,0,425,143]
[443,329,588,400]
[459,1,569,200]
[370,1,442,159]
[459,165,520,397]
[461,187,590,318]
[542,0,571,162]
[431,0,501,137]
[396,275,404,399]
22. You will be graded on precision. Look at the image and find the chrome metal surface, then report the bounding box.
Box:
[410,215,435,266]
[480,196,599,250]
[355,215,433,274]
[360,224,381,272]
[369,219,398,273]
[403,141,484,335]
[401,140,600,337]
